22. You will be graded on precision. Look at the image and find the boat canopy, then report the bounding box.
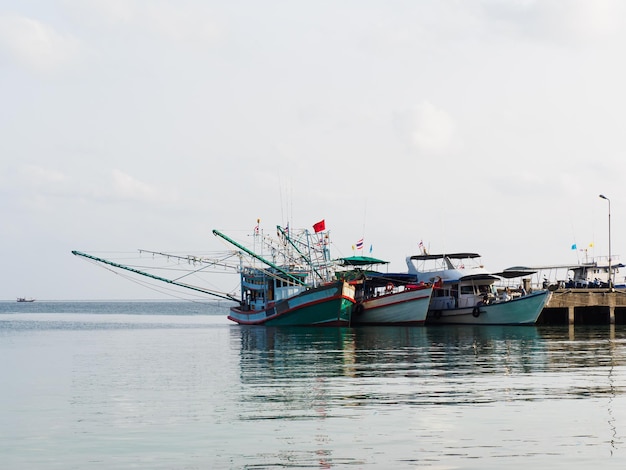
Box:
[366,272,418,286]
[495,268,538,279]
[337,256,389,266]
[458,273,500,282]
[409,253,481,261]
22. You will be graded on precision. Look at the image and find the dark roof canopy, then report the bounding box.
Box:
[409,253,481,261]
[495,269,537,279]
[459,273,500,281]
[367,272,418,285]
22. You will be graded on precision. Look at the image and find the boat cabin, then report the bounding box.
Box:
[406,252,514,309]
[430,275,501,310]
[336,256,420,301]
[240,267,308,311]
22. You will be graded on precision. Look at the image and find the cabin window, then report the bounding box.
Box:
[460,285,474,295]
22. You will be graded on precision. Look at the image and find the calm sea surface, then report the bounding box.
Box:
[1,301,626,469]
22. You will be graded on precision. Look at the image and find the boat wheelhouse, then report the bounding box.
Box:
[228,265,355,326]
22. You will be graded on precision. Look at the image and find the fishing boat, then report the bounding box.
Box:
[406,252,550,325]
[214,227,355,326]
[337,256,433,325]
[72,222,356,327]
[228,266,355,326]
[17,297,35,302]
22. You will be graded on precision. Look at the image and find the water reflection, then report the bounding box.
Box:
[228,325,626,466]
[231,325,626,405]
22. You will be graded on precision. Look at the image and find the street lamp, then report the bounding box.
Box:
[599,194,612,289]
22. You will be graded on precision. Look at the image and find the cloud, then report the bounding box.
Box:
[394,102,456,154]
[479,0,626,45]
[0,14,81,72]
[20,164,69,186]
[71,0,134,24]
[564,0,626,41]
[65,0,222,45]
[8,165,177,207]
[110,169,163,203]
[142,3,221,44]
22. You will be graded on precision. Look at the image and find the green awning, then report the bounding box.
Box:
[337,256,389,266]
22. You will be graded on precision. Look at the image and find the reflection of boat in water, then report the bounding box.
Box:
[234,326,358,381]
[421,325,546,377]
[233,323,546,383]
[337,256,433,325]
[406,252,551,325]
[16,297,35,302]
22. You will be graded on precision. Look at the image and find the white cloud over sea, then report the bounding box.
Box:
[2,0,626,299]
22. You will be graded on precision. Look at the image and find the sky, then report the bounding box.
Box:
[2,0,626,300]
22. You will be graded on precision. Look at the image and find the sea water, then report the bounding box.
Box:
[1,301,625,469]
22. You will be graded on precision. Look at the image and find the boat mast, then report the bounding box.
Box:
[71,250,238,301]
[276,225,324,282]
[212,230,307,286]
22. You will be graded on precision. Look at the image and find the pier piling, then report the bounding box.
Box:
[539,289,626,325]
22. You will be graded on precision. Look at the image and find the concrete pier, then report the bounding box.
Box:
[539,288,626,325]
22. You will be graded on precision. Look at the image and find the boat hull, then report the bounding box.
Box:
[352,286,433,325]
[228,281,355,326]
[426,290,551,325]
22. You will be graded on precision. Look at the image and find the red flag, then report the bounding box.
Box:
[313,219,326,233]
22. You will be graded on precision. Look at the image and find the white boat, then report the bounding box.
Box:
[406,252,551,325]
[16,297,35,303]
[338,256,433,325]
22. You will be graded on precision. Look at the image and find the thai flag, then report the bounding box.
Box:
[356,239,364,250]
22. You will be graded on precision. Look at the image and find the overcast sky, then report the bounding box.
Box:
[2,0,626,300]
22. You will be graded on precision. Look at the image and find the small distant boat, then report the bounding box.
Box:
[338,256,433,325]
[407,252,550,325]
[17,297,35,303]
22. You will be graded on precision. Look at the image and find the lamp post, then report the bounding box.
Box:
[599,194,612,289]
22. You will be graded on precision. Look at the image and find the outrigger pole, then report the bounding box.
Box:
[212,229,307,286]
[71,250,238,302]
